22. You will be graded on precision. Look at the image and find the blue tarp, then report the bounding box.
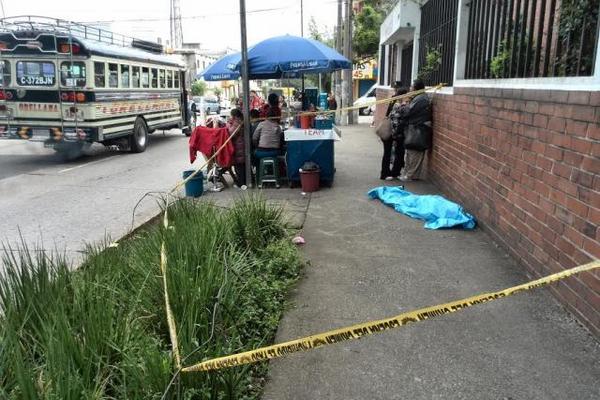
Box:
[368,186,477,230]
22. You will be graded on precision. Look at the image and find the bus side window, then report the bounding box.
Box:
[108,63,118,88]
[167,70,173,88]
[159,69,165,88]
[141,67,149,88]
[174,71,180,88]
[60,62,86,87]
[121,65,130,88]
[151,68,158,88]
[0,61,10,87]
[132,66,140,88]
[94,62,105,87]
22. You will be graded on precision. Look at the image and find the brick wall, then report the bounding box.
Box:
[430,87,600,336]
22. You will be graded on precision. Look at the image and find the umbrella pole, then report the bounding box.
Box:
[239,0,252,188]
[319,73,322,94]
[301,73,305,111]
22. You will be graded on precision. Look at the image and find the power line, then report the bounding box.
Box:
[79,0,339,25]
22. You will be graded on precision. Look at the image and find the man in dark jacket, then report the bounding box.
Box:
[380,84,408,180]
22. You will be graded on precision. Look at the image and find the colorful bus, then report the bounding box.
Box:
[0,16,191,157]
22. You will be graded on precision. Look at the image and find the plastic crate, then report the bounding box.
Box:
[314,117,333,130]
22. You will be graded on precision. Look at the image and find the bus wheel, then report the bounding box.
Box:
[130,118,148,153]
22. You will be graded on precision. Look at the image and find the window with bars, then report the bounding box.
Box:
[465,0,599,79]
[418,0,460,86]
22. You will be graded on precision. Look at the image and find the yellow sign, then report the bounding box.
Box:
[353,59,376,80]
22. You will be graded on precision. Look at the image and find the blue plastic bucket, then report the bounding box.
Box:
[182,170,203,197]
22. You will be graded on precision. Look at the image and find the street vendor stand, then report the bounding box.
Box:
[198,34,351,189]
[284,124,341,187]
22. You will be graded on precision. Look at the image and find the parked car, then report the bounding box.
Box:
[353,84,381,115]
[192,96,221,115]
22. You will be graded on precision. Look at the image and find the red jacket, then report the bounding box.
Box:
[189,126,234,167]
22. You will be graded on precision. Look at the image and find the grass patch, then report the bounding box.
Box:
[0,195,303,399]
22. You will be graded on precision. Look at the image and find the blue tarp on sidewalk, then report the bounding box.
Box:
[368,186,477,230]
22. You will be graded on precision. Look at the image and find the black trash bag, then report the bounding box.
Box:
[300,161,320,172]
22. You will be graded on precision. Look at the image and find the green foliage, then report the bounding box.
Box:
[352,5,383,59]
[191,80,207,96]
[0,197,303,399]
[307,17,335,91]
[490,40,511,79]
[212,87,222,97]
[417,45,442,81]
[556,0,599,76]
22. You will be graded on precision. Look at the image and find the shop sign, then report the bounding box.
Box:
[353,60,376,80]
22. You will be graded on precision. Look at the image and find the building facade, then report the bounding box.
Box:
[377,0,600,336]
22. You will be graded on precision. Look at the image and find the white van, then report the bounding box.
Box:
[353,84,380,115]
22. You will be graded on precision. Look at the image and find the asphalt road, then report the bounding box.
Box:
[0,130,192,268]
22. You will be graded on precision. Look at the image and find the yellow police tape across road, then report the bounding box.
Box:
[181,260,599,373]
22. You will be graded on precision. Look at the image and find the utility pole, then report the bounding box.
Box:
[300,0,304,37]
[300,0,305,107]
[239,0,252,187]
[335,0,343,122]
[169,0,183,48]
[343,0,354,124]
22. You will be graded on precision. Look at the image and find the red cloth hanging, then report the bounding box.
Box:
[189,126,234,167]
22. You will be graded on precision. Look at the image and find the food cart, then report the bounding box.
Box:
[284,124,341,187]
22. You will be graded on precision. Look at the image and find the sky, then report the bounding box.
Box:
[2,0,340,52]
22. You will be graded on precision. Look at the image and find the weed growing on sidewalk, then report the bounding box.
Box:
[0,196,303,399]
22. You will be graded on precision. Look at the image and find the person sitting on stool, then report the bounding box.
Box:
[253,107,282,163]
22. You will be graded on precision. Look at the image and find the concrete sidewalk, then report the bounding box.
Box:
[262,124,599,399]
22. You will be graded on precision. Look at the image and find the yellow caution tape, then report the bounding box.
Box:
[251,84,445,123]
[181,260,599,373]
[160,194,182,370]
[159,82,439,372]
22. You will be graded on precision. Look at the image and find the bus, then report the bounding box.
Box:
[0,16,191,158]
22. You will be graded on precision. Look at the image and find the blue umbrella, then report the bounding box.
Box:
[198,53,241,81]
[198,52,300,81]
[228,35,351,76]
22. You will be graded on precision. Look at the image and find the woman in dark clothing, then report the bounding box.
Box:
[380,85,408,180]
[327,92,337,110]
[260,93,281,119]
[399,79,432,181]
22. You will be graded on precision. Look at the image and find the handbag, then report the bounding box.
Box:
[375,117,392,141]
[403,124,432,150]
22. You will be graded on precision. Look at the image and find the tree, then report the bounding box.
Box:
[309,16,335,47]
[307,17,335,92]
[191,80,206,96]
[352,4,383,60]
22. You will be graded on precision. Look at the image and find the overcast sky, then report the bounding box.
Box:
[3,0,340,51]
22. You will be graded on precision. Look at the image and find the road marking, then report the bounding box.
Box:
[58,156,115,174]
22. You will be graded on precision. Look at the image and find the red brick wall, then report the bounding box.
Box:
[430,87,600,336]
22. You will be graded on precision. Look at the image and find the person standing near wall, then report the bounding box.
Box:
[380,85,409,180]
[399,79,432,181]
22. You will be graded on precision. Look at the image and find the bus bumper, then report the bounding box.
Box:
[0,125,98,145]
